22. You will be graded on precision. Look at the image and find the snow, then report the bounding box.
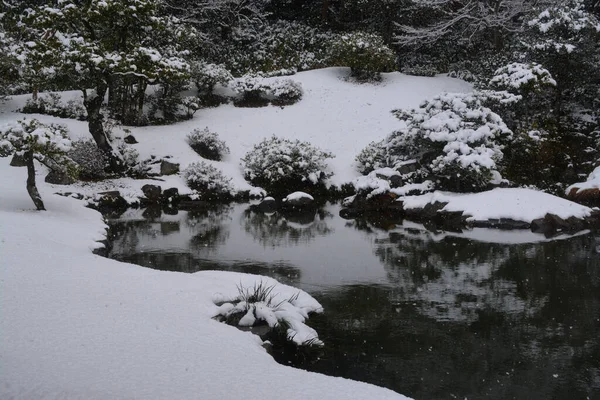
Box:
[566,166,600,193]
[284,191,314,201]
[401,188,592,223]
[0,157,408,399]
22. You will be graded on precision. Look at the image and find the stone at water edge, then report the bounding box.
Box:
[96,191,128,217]
[257,197,278,213]
[162,187,179,203]
[531,213,588,236]
[282,191,315,209]
[141,184,162,202]
[45,170,76,185]
[160,160,180,176]
[124,135,138,144]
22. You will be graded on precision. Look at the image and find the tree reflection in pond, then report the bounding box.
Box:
[242,207,334,248]
[187,205,233,256]
[303,220,600,400]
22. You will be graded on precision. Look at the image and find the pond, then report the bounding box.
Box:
[105,203,600,400]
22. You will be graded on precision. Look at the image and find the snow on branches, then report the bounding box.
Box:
[526,0,600,53]
[15,0,192,88]
[387,91,515,191]
[490,62,556,91]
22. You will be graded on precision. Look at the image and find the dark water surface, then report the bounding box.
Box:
[106,203,600,400]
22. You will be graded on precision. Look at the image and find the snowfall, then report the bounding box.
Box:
[0,67,593,399]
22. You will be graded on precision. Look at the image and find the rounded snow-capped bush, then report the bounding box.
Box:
[231,76,271,107]
[187,128,230,161]
[68,139,108,180]
[269,79,303,106]
[191,62,233,94]
[183,161,233,199]
[355,139,388,175]
[241,136,334,195]
[328,32,396,81]
[387,91,514,192]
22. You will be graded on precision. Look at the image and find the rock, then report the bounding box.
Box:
[472,218,531,230]
[10,154,27,167]
[45,170,76,185]
[96,191,128,216]
[567,187,600,207]
[531,213,587,236]
[249,188,267,200]
[344,191,400,212]
[160,160,180,176]
[124,135,138,144]
[282,191,315,210]
[257,197,278,213]
[396,159,419,175]
[389,175,403,188]
[162,187,179,203]
[141,184,162,202]
[433,210,466,231]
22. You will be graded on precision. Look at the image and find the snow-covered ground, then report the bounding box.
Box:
[0,67,471,197]
[0,158,409,399]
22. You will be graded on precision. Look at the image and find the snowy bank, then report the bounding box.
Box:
[0,158,409,400]
[402,188,592,223]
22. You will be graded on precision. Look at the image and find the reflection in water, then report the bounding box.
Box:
[106,204,600,400]
[187,205,233,256]
[242,207,334,248]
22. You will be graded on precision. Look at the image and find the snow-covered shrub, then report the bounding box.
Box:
[190,62,233,94]
[181,96,201,118]
[491,62,556,93]
[355,139,388,175]
[0,119,75,209]
[187,128,230,161]
[241,136,334,194]
[214,281,323,346]
[68,139,108,180]
[183,161,233,199]
[388,91,514,192]
[231,76,271,107]
[21,93,87,120]
[329,32,396,81]
[115,141,151,178]
[268,79,303,106]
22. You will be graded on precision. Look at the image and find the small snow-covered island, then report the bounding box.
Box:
[2,1,600,399]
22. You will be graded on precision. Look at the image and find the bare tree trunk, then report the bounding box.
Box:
[24,150,45,211]
[83,84,124,174]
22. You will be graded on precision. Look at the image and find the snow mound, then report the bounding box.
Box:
[402,188,591,223]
